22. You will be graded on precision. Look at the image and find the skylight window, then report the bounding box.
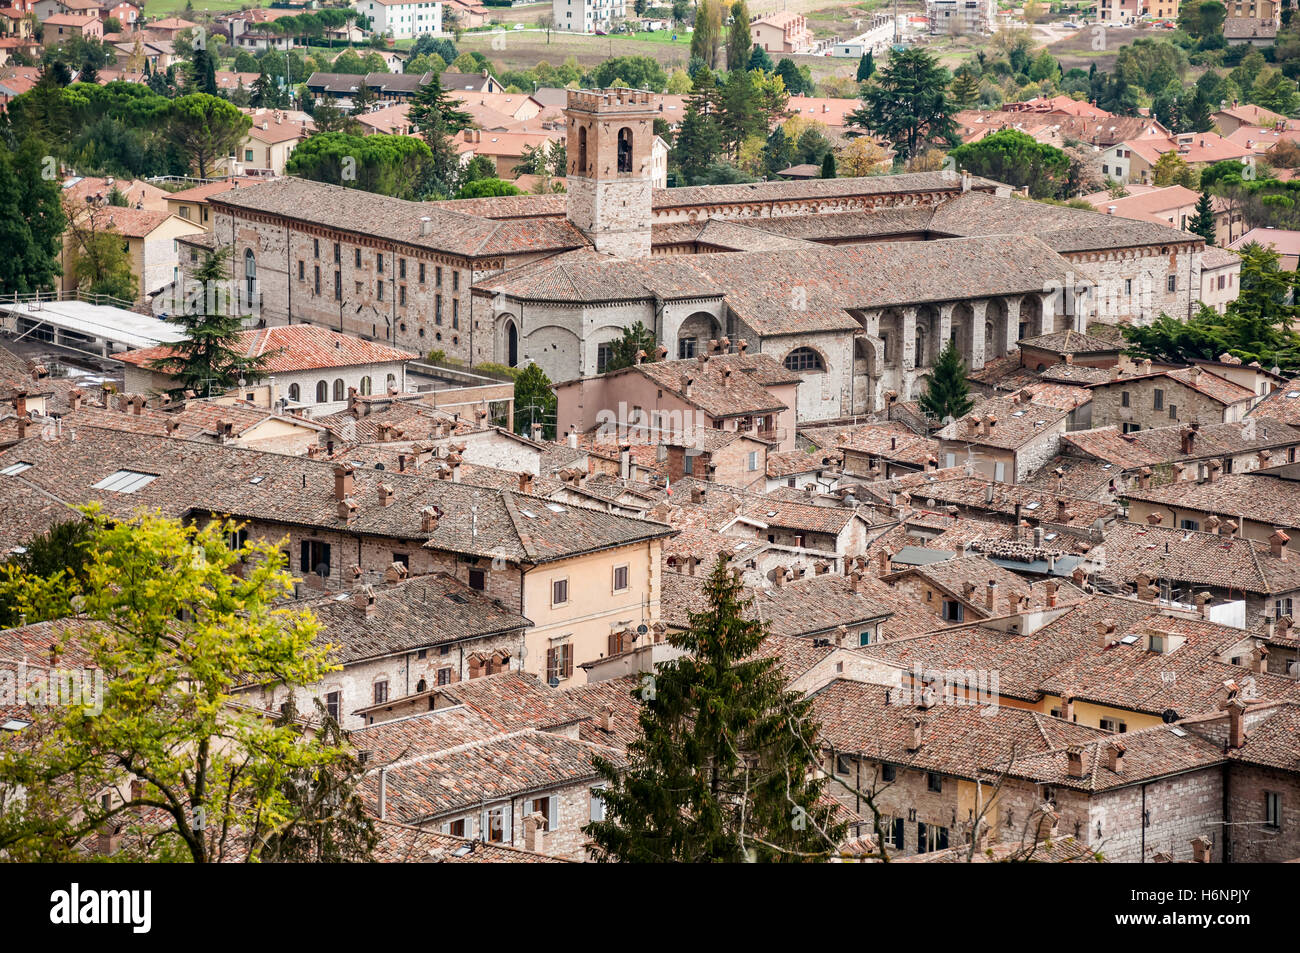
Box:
[1286,391,1299,399]
[1119,634,1140,645]
[1011,410,1026,417]
[1024,501,1040,510]
[545,503,566,513]
[1,719,30,732]
[520,509,538,519]
[91,470,158,493]
[1168,726,1187,737]
[0,461,33,476]
[250,475,266,485]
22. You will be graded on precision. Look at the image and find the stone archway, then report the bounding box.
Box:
[985,298,1008,361]
[676,311,720,359]
[950,302,975,362]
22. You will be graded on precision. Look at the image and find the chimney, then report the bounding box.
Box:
[337,497,358,523]
[567,430,579,450]
[1096,619,1116,647]
[1105,740,1125,773]
[333,463,355,501]
[1224,696,1246,749]
[600,702,614,733]
[377,482,394,507]
[1046,581,1059,608]
[12,391,26,418]
[876,548,890,576]
[1195,590,1212,618]
[1107,204,1116,215]
[523,812,545,852]
[1255,642,1269,675]
[1191,835,1212,864]
[420,505,441,533]
[908,716,924,751]
[385,561,409,583]
[619,444,631,480]
[69,387,83,410]
[1135,573,1156,601]
[420,216,432,236]
[1066,746,1086,779]
[682,374,693,399]
[518,470,534,494]
[1145,512,1163,526]
[1270,529,1290,560]
[15,416,29,439]
[354,584,376,618]
[985,579,997,611]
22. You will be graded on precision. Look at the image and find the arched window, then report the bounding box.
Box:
[332,379,345,401]
[315,380,328,403]
[243,248,256,303]
[360,375,372,396]
[617,127,633,173]
[577,126,588,175]
[288,383,300,402]
[915,325,927,366]
[784,347,824,372]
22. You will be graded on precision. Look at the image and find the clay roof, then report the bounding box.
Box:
[1100,520,1300,597]
[936,394,1070,450]
[1123,471,1300,531]
[118,325,415,374]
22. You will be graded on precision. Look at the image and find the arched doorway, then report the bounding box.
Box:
[505,319,518,367]
[243,248,256,305]
[677,311,720,359]
[985,299,1008,360]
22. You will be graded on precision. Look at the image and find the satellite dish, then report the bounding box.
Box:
[636,623,649,635]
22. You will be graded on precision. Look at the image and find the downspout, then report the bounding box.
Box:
[1140,782,1147,862]
[1222,761,1232,863]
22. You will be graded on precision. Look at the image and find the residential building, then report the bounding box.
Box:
[351,0,442,39]
[936,393,1071,483]
[750,11,813,53]
[926,0,995,34]
[553,0,626,34]
[1090,363,1256,431]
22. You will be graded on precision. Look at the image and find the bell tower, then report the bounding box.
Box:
[564,88,656,259]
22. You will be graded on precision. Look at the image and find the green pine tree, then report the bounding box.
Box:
[407,73,473,194]
[820,151,836,178]
[1187,190,1217,245]
[856,50,874,82]
[919,340,974,422]
[151,246,269,395]
[584,556,846,862]
[725,1,751,73]
[513,362,557,439]
[602,321,658,373]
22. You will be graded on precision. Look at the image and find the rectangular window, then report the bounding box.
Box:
[993,461,1006,482]
[314,265,320,296]
[452,299,459,328]
[468,568,486,591]
[747,451,758,471]
[941,600,964,622]
[1180,519,1200,531]
[447,818,465,837]
[324,691,340,722]
[299,540,331,578]
[859,630,873,647]
[1121,390,1130,408]
[485,807,505,842]
[612,565,629,592]
[527,796,555,831]
[1169,404,1177,419]
[927,772,943,794]
[377,282,384,301]
[435,266,442,287]
[1167,274,1177,292]
[355,248,362,267]
[399,285,406,306]
[835,755,851,776]
[881,763,896,782]
[297,260,304,280]
[334,242,341,263]
[373,680,389,705]
[1265,792,1281,829]
[1153,388,1164,411]
[437,667,453,686]
[313,238,320,258]
[552,578,569,606]
[435,295,442,324]
[376,253,384,274]
[590,786,606,822]
[546,643,573,682]
[452,270,459,291]
[419,262,426,283]
[399,258,406,279]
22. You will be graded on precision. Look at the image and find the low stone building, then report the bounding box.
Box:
[1090,364,1256,432]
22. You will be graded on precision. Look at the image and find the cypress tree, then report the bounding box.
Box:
[919,340,974,422]
[856,50,874,82]
[1188,191,1217,245]
[584,556,846,862]
[820,151,836,178]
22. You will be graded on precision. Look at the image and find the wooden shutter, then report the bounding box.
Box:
[563,644,573,678]
[546,647,557,682]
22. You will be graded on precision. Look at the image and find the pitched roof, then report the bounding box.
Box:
[1123,470,1300,530]
[936,394,1070,450]
[117,325,415,374]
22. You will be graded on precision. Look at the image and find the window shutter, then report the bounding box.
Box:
[546,647,557,682]
[501,806,513,844]
[546,796,557,830]
[563,645,573,678]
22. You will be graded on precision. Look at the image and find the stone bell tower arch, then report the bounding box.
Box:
[564,87,656,259]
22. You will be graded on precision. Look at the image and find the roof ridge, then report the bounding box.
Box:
[498,488,537,563]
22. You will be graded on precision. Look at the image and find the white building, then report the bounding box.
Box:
[352,0,443,39]
[554,0,626,34]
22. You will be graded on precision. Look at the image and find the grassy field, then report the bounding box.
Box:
[141,0,246,15]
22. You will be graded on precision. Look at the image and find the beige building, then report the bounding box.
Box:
[751,12,813,53]
[936,393,1071,484]
[231,109,314,176]
[60,205,202,305]
[165,179,242,231]
[1090,364,1256,432]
